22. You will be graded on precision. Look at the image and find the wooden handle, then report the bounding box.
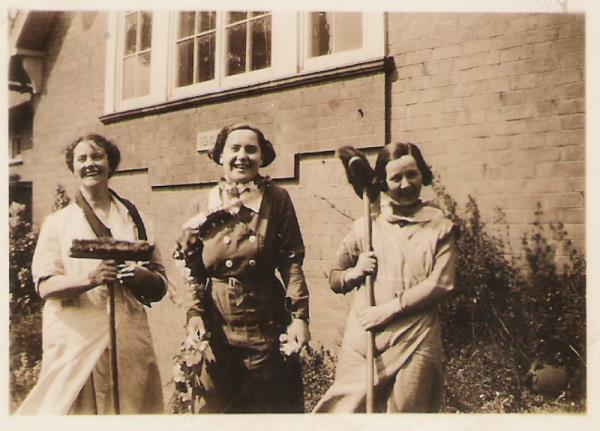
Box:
[108,281,121,414]
[363,191,375,413]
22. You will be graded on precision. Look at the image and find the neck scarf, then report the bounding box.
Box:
[380,193,429,226]
[74,189,147,240]
[215,176,268,214]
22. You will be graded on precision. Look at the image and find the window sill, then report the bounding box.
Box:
[9,158,23,166]
[99,57,391,125]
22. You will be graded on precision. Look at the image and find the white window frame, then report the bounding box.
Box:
[169,11,297,102]
[300,12,385,73]
[105,11,170,113]
[104,11,384,115]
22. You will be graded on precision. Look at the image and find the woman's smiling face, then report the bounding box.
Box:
[385,154,423,207]
[72,140,111,189]
[220,129,263,183]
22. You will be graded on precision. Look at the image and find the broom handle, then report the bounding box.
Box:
[363,191,375,413]
[108,280,121,414]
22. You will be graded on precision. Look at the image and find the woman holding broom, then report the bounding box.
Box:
[17,134,166,414]
[175,123,310,413]
[314,142,456,413]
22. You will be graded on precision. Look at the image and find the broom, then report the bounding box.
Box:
[71,238,155,414]
[336,146,378,413]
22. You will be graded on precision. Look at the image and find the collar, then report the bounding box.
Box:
[380,193,440,225]
[208,180,264,214]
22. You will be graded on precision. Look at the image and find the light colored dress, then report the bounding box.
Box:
[16,197,165,415]
[313,200,455,413]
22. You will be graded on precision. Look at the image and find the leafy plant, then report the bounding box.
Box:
[9,202,39,312]
[301,345,336,412]
[433,180,586,411]
[520,206,586,377]
[10,184,72,412]
[52,183,71,212]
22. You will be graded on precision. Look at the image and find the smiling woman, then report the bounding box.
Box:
[16,133,167,415]
[174,123,309,413]
[314,142,455,413]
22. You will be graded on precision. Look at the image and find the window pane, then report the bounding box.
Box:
[334,13,362,52]
[11,137,21,158]
[140,12,153,51]
[251,11,268,17]
[198,11,216,32]
[226,22,247,76]
[122,55,136,99]
[124,13,138,55]
[228,12,247,24]
[250,16,271,71]
[177,39,194,87]
[310,12,332,57]
[179,11,196,38]
[136,51,151,97]
[197,34,216,82]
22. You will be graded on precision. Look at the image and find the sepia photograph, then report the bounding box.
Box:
[3,0,598,429]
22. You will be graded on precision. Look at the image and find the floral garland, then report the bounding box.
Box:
[171,324,214,413]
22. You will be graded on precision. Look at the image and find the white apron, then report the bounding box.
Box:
[16,198,164,414]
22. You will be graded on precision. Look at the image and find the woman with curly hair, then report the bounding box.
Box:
[176,123,310,413]
[17,134,166,414]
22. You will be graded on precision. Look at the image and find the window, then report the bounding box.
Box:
[121,11,153,100]
[175,11,216,87]
[9,100,33,162]
[309,12,362,58]
[224,11,271,77]
[104,11,384,114]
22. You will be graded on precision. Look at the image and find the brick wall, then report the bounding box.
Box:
[387,12,585,254]
[8,11,585,403]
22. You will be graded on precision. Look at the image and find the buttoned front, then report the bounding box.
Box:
[185,178,309,349]
[182,177,308,413]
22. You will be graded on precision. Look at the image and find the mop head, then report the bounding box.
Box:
[336,146,379,201]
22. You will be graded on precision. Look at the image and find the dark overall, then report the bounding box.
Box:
[186,181,308,413]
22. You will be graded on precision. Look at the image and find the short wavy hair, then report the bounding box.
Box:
[208,123,276,168]
[374,142,433,190]
[65,133,121,177]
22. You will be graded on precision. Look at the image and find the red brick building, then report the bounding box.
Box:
[8,10,585,400]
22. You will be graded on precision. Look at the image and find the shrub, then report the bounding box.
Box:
[52,183,71,212]
[520,208,586,397]
[9,184,71,412]
[9,201,40,315]
[433,181,586,411]
[301,345,336,412]
[9,311,42,412]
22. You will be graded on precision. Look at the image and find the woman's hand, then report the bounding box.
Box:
[344,252,377,287]
[118,262,165,303]
[187,315,207,341]
[87,259,118,286]
[282,318,310,356]
[357,300,401,331]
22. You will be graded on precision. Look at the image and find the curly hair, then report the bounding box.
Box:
[374,142,433,189]
[65,133,121,177]
[208,123,276,168]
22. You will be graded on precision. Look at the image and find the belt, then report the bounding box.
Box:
[211,276,245,288]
